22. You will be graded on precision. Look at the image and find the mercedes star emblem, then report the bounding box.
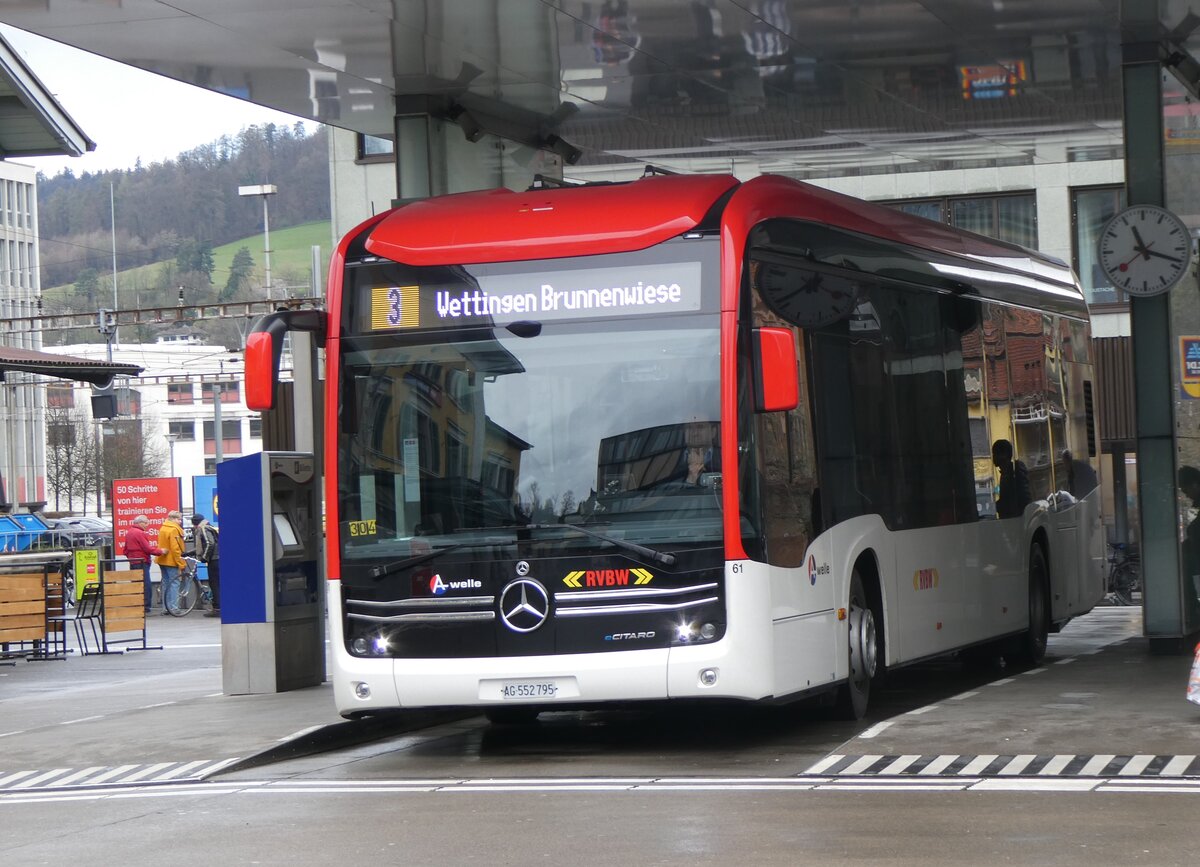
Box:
[498,578,549,633]
[515,560,531,576]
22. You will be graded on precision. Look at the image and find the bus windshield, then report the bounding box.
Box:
[336,315,722,568]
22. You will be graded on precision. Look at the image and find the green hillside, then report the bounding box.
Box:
[45,220,334,306]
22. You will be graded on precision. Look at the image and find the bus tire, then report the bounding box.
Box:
[1006,544,1049,667]
[834,570,878,720]
[484,707,541,725]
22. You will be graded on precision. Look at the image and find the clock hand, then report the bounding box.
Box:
[1143,248,1183,263]
[1131,225,1150,255]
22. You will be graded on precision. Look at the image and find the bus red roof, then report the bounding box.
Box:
[364,174,739,264]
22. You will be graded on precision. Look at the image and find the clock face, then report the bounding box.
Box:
[755,262,860,328]
[1098,205,1192,297]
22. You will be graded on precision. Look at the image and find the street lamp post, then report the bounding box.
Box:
[238,184,278,300]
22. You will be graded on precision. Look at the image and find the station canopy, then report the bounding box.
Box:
[0,1,1142,178]
[0,345,142,388]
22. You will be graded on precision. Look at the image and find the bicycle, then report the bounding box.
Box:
[1106,541,1141,606]
[164,556,213,616]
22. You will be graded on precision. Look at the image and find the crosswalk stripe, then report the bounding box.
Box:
[803,754,845,775]
[1037,755,1075,776]
[1117,755,1155,776]
[958,755,998,775]
[842,755,884,775]
[156,761,210,781]
[878,755,922,775]
[917,755,959,775]
[1079,755,1116,776]
[11,768,72,789]
[997,755,1037,775]
[1160,755,1196,776]
[112,763,173,784]
[83,765,138,786]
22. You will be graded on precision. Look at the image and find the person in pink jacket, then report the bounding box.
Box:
[123,515,165,612]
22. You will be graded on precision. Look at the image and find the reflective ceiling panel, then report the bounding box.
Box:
[0,0,1127,177]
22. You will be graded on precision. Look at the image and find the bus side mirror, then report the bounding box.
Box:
[245,331,276,410]
[753,326,799,412]
[245,309,329,411]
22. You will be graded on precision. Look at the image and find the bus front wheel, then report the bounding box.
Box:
[1006,544,1049,667]
[834,570,878,720]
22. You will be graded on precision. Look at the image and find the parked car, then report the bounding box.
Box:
[42,517,113,548]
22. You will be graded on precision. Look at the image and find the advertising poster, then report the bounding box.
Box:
[191,475,218,581]
[1181,337,1200,399]
[74,548,100,600]
[192,475,219,529]
[111,477,182,556]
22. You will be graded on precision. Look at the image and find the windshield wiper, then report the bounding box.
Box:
[368,544,464,580]
[527,523,676,566]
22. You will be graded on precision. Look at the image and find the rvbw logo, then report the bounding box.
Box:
[429,574,483,595]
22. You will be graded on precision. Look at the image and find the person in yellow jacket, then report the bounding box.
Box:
[155,510,186,614]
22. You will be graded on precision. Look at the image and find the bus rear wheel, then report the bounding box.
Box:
[834,570,878,720]
[1006,545,1049,667]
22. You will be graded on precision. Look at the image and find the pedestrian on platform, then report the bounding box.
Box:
[123,515,165,612]
[191,513,221,618]
[155,510,186,614]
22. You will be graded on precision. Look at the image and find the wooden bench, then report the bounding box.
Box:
[103,568,150,651]
[0,572,48,661]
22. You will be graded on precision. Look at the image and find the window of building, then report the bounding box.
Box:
[201,381,239,403]
[167,383,193,404]
[1072,185,1125,305]
[886,193,1037,249]
[202,419,242,455]
[168,420,195,441]
[357,133,394,162]
[249,417,263,438]
[47,386,74,408]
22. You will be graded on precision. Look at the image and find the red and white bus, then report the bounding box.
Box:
[247,172,1105,721]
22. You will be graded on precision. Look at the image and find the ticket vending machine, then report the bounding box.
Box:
[217,451,325,694]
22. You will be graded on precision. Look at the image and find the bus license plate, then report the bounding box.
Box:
[499,680,558,700]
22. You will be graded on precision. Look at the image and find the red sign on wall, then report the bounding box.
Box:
[111,477,182,552]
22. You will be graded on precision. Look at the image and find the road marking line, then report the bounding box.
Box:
[858,722,892,739]
[949,691,979,701]
[904,705,938,715]
[59,715,103,726]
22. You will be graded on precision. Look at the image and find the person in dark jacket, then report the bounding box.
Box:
[992,439,1032,519]
[123,515,165,612]
[191,513,221,617]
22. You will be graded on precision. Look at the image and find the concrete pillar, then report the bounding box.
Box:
[1122,0,1200,651]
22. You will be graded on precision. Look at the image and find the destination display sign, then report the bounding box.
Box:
[366,261,704,331]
